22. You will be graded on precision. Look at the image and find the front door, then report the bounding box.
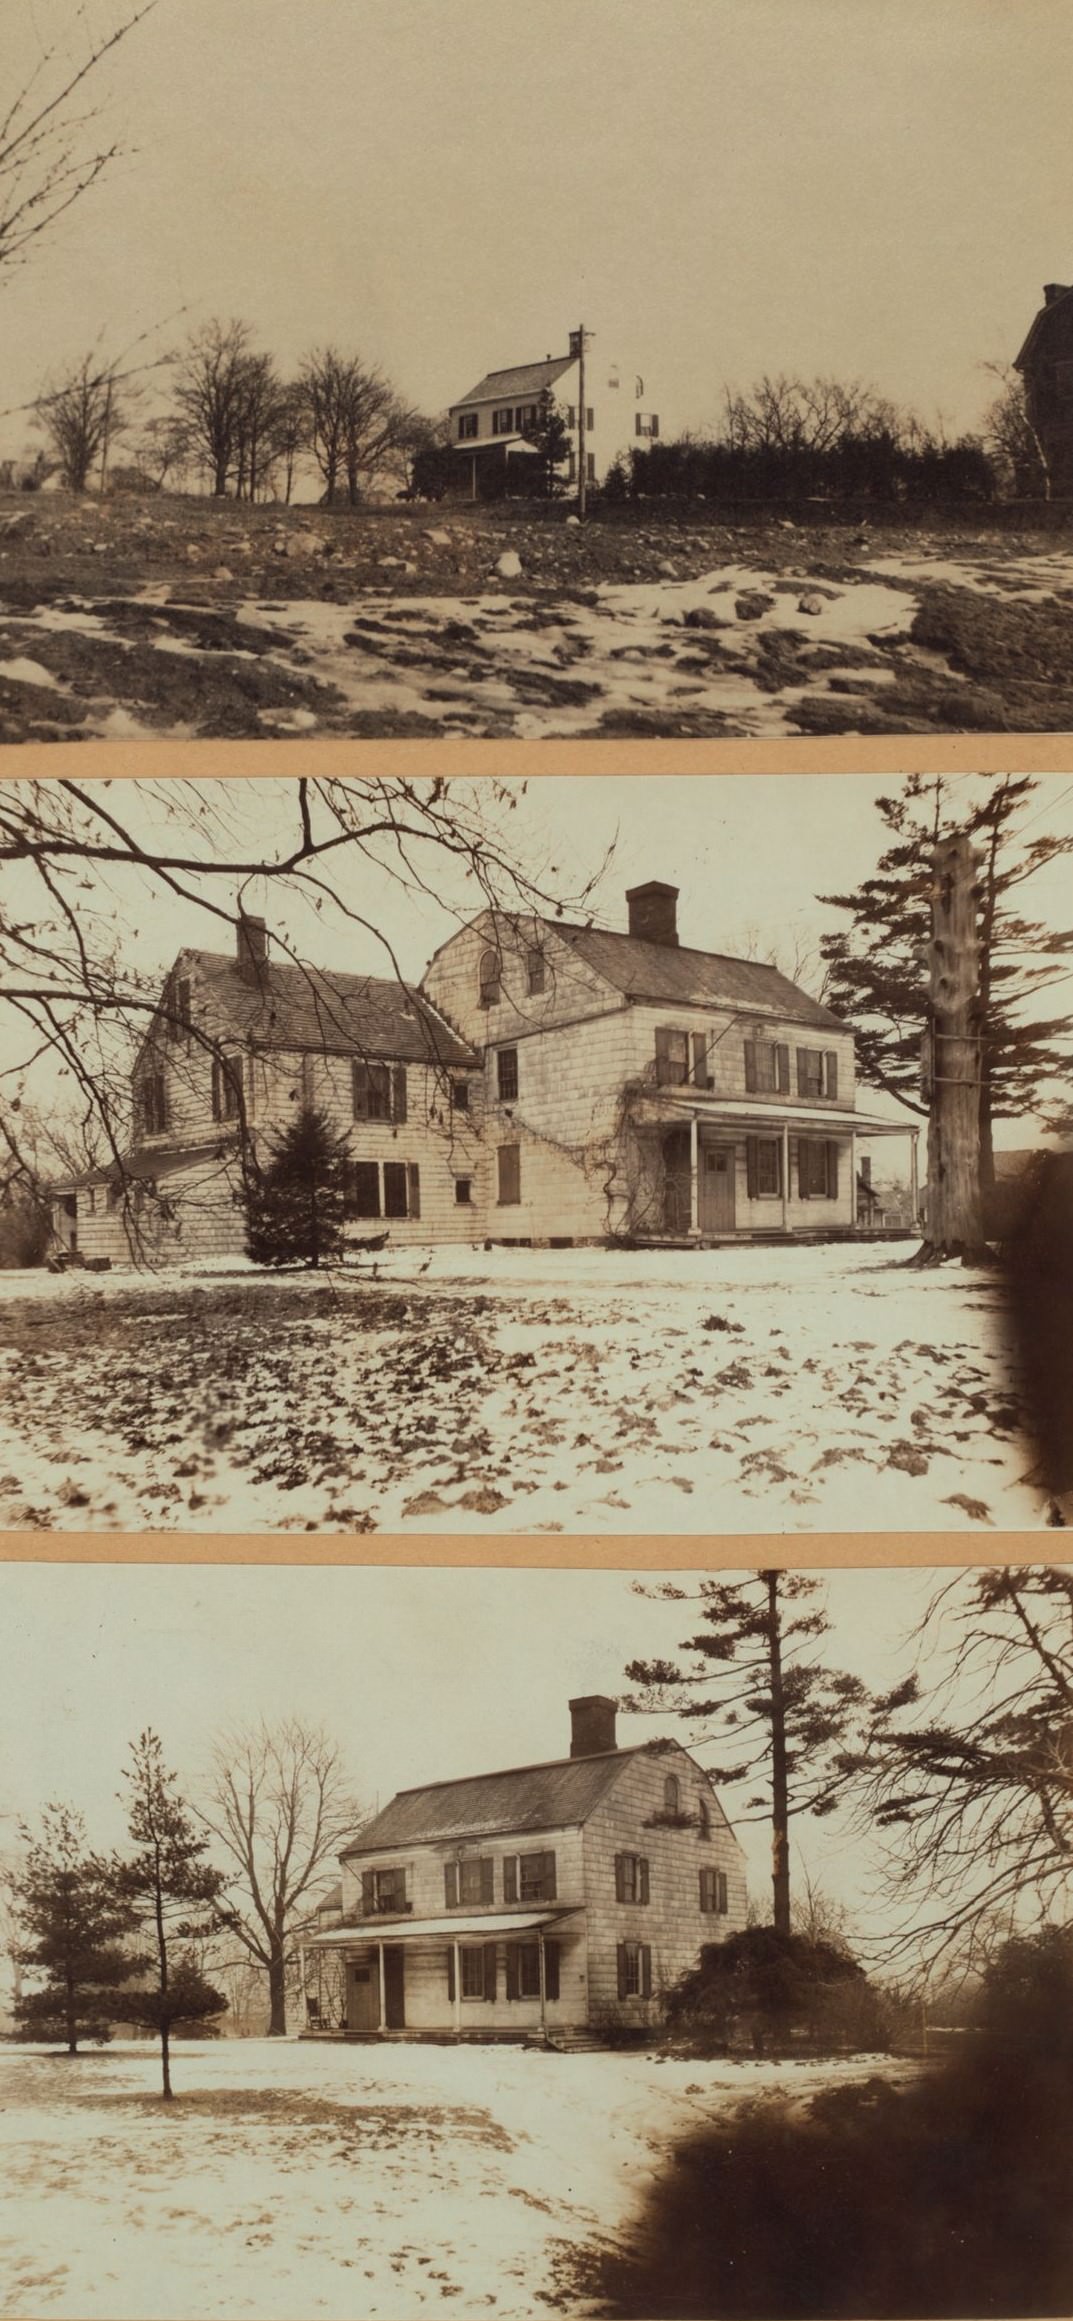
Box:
[347,1956,379,2031]
[698,1141,736,1233]
[383,1946,406,2030]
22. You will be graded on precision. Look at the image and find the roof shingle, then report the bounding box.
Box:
[550,922,843,1030]
[341,1748,639,1856]
[451,355,575,408]
[189,951,478,1067]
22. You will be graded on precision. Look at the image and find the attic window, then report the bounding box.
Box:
[211,1053,242,1123]
[526,949,546,996]
[137,1069,167,1137]
[167,977,192,1043]
[664,1774,680,1815]
[479,950,502,1008]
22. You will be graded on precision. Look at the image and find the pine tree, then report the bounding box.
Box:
[12,1806,146,2054]
[243,1104,350,1269]
[819,775,1073,1197]
[118,1731,227,2099]
[624,1572,869,1933]
[524,388,572,498]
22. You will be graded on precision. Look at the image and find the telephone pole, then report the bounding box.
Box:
[571,324,589,517]
[916,831,986,1264]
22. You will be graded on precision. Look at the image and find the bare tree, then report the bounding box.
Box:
[35,354,122,492]
[199,1718,362,2035]
[1,2,161,281]
[232,352,289,503]
[173,318,257,497]
[723,373,898,455]
[300,348,409,506]
[980,362,1052,500]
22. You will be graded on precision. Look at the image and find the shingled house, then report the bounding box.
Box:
[300,1697,746,2044]
[1014,282,1073,494]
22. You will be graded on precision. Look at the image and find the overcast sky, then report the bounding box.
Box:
[4,0,1073,450]
[0,1559,944,1956]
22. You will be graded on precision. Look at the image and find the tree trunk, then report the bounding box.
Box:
[66,1963,77,2054]
[267,1943,287,2036]
[766,1571,791,1935]
[160,2022,172,2101]
[916,832,987,1265]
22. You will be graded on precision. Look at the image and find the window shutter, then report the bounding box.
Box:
[796,1049,808,1096]
[503,1857,518,1905]
[825,1051,839,1101]
[776,1043,790,1092]
[392,1066,407,1124]
[211,1058,221,1121]
[543,1850,557,1900]
[699,1867,710,1912]
[480,1858,494,1905]
[718,1871,729,1915]
[746,1137,758,1199]
[361,1871,374,1914]
[798,1141,810,1200]
[446,1947,455,2002]
[484,1944,497,2002]
[743,1039,757,1094]
[445,1862,458,1908]
[383,1162,408,1219]
[407,1164,421,1221]
[614,1854,625,1903]
[545,1941,560,2002]
[505,1943,519,2001]
[617,1943,628,2001]
[691,1033,707,1087]
[352,1062,367,1119]
[827,1141,840,1200]
[655,1027,674,1086]
[640,1857,650,1905]
[642,1946,653,1999]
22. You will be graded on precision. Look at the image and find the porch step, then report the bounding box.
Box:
[536,2029,613,2054]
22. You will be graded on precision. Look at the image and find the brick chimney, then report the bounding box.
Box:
[626,881,679,947]
[569,1695,618,1757]
[1044,283,1072,306]
[236,913,268,980]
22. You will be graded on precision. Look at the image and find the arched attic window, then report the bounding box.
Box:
[698,1799,711,1839]
[664,1773,680,1815]
[479,948,502,1008]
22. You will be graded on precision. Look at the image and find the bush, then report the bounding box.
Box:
[664,1925,889,2056]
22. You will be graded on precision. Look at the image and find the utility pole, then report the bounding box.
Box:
[915,831,986,1265]
[571,324,589,518]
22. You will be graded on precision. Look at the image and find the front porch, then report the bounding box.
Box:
[624,1097,919,1244]
[300,1908,581,2042]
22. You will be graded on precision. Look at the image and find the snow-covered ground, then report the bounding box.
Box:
[0,1243,1042,1533]
[0,2036,916,2319]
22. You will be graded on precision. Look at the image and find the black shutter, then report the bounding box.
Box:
[718,1871,729,1915]
[796,1049,808,1096]
[505,1943,519,2001]
[614,1854,625,1902]
[480,1858,494,1904]
[407,1163,420,1220]
[691,1033,707,1087]
[503,1856,518,1904]
[484,1944,497,2001]
[699,1867,710,1912]
[352,1161,380,1219]
[445,1862,458,1908]
[211,1058,221,1121]
[746,1137,758,1199]
[827,1141,839,1199]
[743,1039,757,1093]
[392,1066,407,1124]
[352,1062,367,1119]
[640,1858,650,1905]
[776,1042,790,1092]
[543,1850,557,1901]
[446,1947,455,2002]
[545,1941,560,2002]
[798,1141,810,1200]
[383,1162,407,1219]
[642,1946,653,1999]
[825,1050,839,1101]
[655,1027,674,1086]
[361,1871,374,1914]
[617,1943,628,2000]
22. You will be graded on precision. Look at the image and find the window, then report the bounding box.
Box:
[586,406,595,429]
[352,1062,406,1122]
[691,1032,712,1089]
[654,1027,690,1087]
[211,1053,241,1123]
[451,1079,470,1112]
[746,1137,782,1199]
[361,1867,407,1914]
[455,1177,472,1206]
[514,404,538,430]
[700,1867,729,1915]
[614,1853,650,1904]
[497,1143,521,1205]
[503,1849,556,1903]
[492,407,515,436]
[505,1941,560,2001]
[167,976,191,1042]
[479,949,502,1008]
[348,1161,381,1219]
[137,1069,167,1136]
[445,1857,494,1908]
[799,1139,840,1200]
[664,1774,680,1815]
[383,1162,408,1219]
[496,1047,518,1103]
[617,1941,653,2000]
[448,1944,497,2002]
[86,1188,96,1217]
[796,1047,839,1101]
[698,1800,711,1840]
[458,410,478,440]
[526,949,546,996]
[744,1038,790,1095]
[566,405,576,429]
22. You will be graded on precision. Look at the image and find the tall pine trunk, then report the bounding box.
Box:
[766,1572,791,1935]
[160,2021,172,2101]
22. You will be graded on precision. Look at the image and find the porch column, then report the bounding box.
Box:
[377,1941,386,2032]
[453,1939,462,2039]
[537,1926,548,2045]
[781,1123,790,1233]
[298,1939,307,2026]
[689,1112,699,1235]
[909,1129,920,1225]
[850,1131,857,1231]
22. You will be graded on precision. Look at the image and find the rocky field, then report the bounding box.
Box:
[3,493,1073,740]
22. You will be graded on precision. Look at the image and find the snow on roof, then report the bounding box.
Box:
[450,354,575,408]
[340,1747,643,1856]
[187,951,478,1068]
[549,921,844,1030]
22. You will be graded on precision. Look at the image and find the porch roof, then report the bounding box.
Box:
[306,1907,573,1949]
[635,1094,919,1136]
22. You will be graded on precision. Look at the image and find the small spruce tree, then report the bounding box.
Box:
[243,1103,350,1269]
[118,1731,227,2100]
[12,1805,147,2054]
[524,388,572,498]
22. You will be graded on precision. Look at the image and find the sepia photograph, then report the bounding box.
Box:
[0,768,1070,1535]
[1,1556,1072,2319]
[4,1,1073,738]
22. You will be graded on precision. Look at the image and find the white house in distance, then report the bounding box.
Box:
[446,335,659,497]
[48,885,918,1262]
[300,1695,746,2045]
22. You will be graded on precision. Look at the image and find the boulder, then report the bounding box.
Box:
[735,591,774,621]
[797,592,828,616]
[495,550,523,578]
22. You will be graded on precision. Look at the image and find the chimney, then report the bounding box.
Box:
[626,880,679,947]
[1044,283,1071,306]
[569,1695,618,1758]
[236,913,268,979]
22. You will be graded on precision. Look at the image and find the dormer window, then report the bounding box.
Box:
[479,949,502,1008]
[211,1053,242,1123]
[137,1068,167,1137]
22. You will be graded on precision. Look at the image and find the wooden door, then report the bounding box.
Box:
[383,1946,406,2030]
[347,1957,379,2031]
[698,1142,735,1232]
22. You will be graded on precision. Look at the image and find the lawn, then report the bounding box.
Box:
[0,1243,1043,1533]
[0,2036,914,2319]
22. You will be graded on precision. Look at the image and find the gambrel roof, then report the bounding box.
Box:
[342,1746,652,1856]
[451,354,575,408]
[548,921,844,1030]
[184,950,478,1067]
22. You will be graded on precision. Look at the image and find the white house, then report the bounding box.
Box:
[446,340,658,497]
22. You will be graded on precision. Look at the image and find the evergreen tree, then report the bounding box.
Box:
[819,775,1073,1196]
[243,1104,349,1269]
[12,1806,146,2054]
[118,1731,227,2099]
[524,388,572,498]
[624,1571,869,1933]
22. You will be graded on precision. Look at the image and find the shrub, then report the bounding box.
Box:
[243,1104,349,1269]
[664,1925,889,2056]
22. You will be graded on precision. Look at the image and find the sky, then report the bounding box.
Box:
[4,0,1073,453]
[0,1558,944,1958]
[6,769,1072,1148]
